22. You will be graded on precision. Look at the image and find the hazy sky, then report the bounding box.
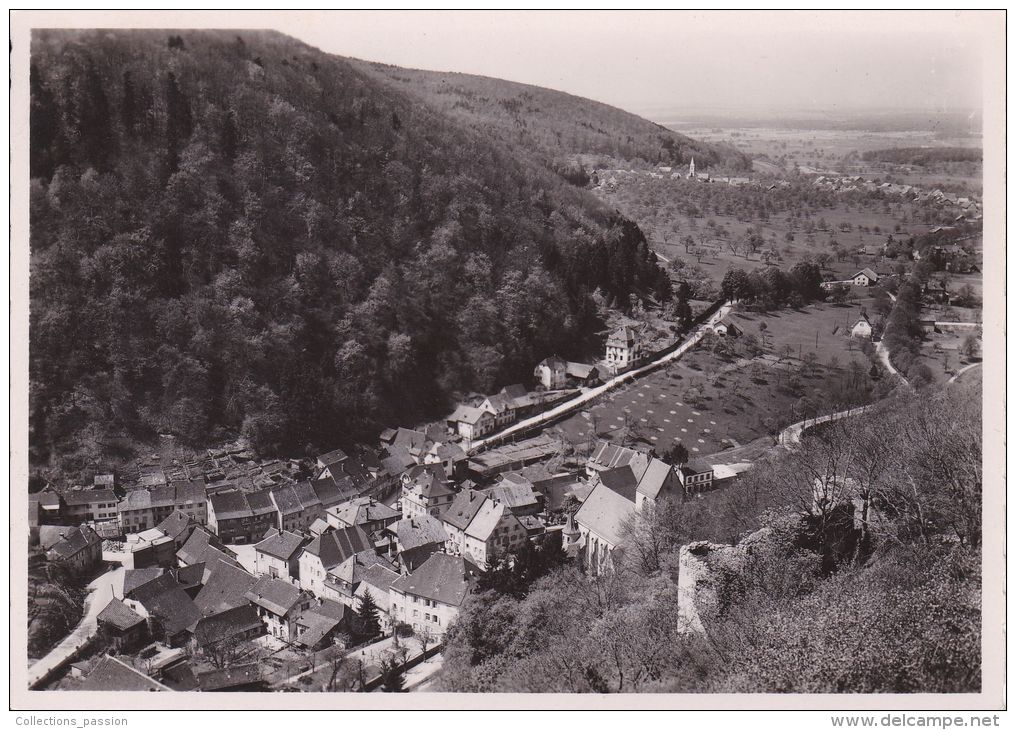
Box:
[266,10,986,118]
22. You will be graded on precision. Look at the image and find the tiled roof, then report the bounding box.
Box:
[245,576,307,617]
[96,598,145,631]
[588,441,648,476]
[606,325,640,348]
[246,490,277,517]
[597,466,639,502]
[329,497,398,528]
[390,553,478,607]
[123,567,165,597]
[61,488,117,506]
[463,499,510,542]
[193,604,263,647]
[317,448,349,468]
[574,481,636,547]
[130,574,201,636]
[177,527,236,567]
[78,656,169,692]
[254,529,306,561]
[304,525,373,570]
[46,525,102,560]
[441,489,489,532]
[635,458,674,500]
[194,557,257,616]
[209,491,252,521]
[393,514,448,552]
[156,510,195,542]
[483,480,540,510]
[196,663,263,691]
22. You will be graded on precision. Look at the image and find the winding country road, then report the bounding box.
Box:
[948,361,982,385]
[776,405,875,447]
[469,302,732,453]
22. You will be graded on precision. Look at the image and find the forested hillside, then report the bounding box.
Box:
[439,382,982,693]
[351,60,752,179]
[29,30,673,477]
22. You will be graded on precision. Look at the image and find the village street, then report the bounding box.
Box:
[28,566,125,688]
[469,302,732,453]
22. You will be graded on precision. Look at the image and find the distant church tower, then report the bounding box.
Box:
[688,157,696,179]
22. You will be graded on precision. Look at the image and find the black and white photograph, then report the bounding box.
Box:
[10,9,1005,713]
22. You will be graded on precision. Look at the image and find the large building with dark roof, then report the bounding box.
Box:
[388,553,480,638]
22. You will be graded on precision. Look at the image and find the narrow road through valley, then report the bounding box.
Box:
[469,302,731,453]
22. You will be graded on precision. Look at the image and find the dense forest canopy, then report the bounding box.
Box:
[350,60,753,175]
[29,29,677,478]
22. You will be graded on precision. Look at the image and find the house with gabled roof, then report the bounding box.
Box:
[193,604,264,652]
[534,355,569,389]
[441,489,527,568]
[400,463,456,519]
[479,393,517,428]
[253,528,306,582]
[155,510,199,549]
[586,441,651,479]
[176,526,237,568]
[676,461,715,494]
[851,268,879,287]
[605,324,643,373]
[60,488,119,525]
[388,553,482,638]
[446,404,496,446]
[193,556,257,618]
[269,481,323,533]
[298,525,375,601]
[316,448,349,475]
[96,598,148,653]
[206,490,277,544]
[389,513,449,572]
[245,576,313,641]
[326,496,400,535]
[293,598,349,651]
[125,572,202,647]
[45,525,102,571]
[482,475,543,517]
[850,312,873,339]
[77,655,170,692]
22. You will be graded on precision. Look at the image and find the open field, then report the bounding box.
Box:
[547,302,880,460]
[723,299,879,365]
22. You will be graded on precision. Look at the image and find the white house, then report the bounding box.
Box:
[297,525,375,601]
[400,464,457,520]
[534,356,569,390]
[605,325,643,373]
[245,576,313,642]
[850,313,873,339]
[253,529,306,582]
[388,553,480,639]
[851,268,879,287]
[441,489,528,568]
[446,404,496,445]
[712,318,743,338]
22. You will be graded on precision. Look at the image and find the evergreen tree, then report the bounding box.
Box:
[356,589,381,641]
[380,658,405,692]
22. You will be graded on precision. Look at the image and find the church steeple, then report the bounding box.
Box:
[688,157,696,179]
